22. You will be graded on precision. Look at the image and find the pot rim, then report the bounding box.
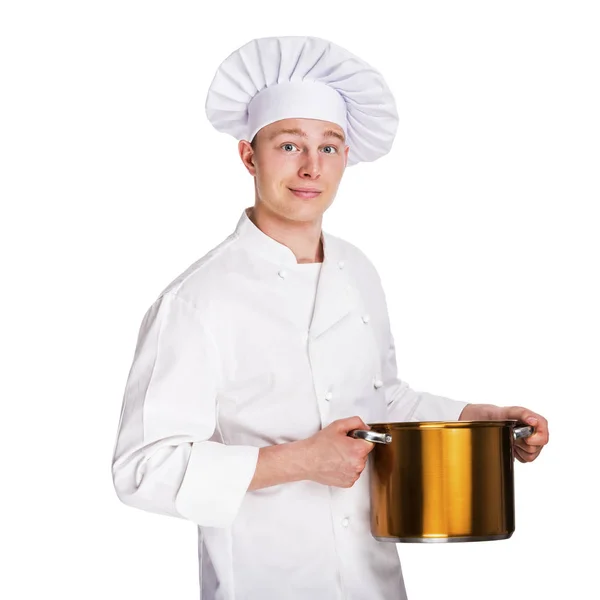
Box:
[366,419,524,430]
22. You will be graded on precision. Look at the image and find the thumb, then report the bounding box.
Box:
[337,416,371,434]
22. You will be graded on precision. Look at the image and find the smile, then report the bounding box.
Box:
[288,188,322,199]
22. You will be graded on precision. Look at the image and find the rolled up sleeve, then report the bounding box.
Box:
[111,291,259,528]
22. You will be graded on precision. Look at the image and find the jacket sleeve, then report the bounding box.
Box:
[381,325,468,422]
[371,275,468,422]
[111,291,259,528]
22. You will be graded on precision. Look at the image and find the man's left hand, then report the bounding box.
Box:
[459,403,549,463]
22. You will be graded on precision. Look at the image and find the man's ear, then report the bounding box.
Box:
[238,140,256,173]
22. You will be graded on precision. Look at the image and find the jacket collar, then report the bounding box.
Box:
[234,208,355,338]
[235,208,301,266]
[235,207,344,265]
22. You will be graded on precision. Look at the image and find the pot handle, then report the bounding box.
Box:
[347,429,392,444]
[513,425,534,440]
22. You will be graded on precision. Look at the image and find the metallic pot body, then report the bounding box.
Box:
[349,420,532,543]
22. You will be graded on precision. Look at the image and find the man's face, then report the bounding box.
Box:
[242,118,349,223]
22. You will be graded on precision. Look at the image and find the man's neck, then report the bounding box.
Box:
[248,204,323,264]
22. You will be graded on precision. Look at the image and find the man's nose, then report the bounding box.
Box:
[299,151,321,178]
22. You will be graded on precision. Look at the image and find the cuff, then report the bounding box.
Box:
[175,441,260,528]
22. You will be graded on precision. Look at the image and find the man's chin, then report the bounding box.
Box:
[285,204,329,223]
[257,196,333,223]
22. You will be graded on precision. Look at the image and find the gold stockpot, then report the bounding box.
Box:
[348,420,533,543]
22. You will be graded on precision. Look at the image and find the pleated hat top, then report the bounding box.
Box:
[205,36,399,166]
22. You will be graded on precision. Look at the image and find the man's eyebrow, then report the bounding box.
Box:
[323,129,346,143]
[268,128,307,140]
[268,128,346,143]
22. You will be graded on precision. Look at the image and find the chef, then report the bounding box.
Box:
[111,36,549,600]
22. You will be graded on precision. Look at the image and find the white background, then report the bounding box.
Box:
[1,1,598,598]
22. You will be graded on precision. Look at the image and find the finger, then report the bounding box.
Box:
[514,447,532,463]
[515,441,541,456]
[355,444,374,459]
[504,406,536,422]
[339,416,370,434]
[346,435,375,449]
[523,418,549,446]
[523,432,548,446]
[514,445,541,463]
[505,408,549,447]
[504,407,547,432]
[514,448,527,463]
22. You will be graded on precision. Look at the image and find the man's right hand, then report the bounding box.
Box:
[303,416,376,488]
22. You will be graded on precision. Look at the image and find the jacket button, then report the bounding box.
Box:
[374,379,384,389]
[341,517,350,527]
[324,391,333,401]
[361,314,370,324]
[338,260,345,269]
[278,269,287,279]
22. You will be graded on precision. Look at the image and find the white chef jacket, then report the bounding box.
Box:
[112,208,468,600]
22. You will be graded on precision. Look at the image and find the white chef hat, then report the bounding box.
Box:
[205,36,399,166]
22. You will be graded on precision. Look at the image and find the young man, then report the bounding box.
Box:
[112,36,549,600]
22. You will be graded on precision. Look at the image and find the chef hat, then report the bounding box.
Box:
[205,36,399,166]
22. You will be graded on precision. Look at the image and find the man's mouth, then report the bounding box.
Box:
[288,188,322,199]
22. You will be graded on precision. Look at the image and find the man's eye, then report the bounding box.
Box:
[322,146,337,154]
[282,143,297,152]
